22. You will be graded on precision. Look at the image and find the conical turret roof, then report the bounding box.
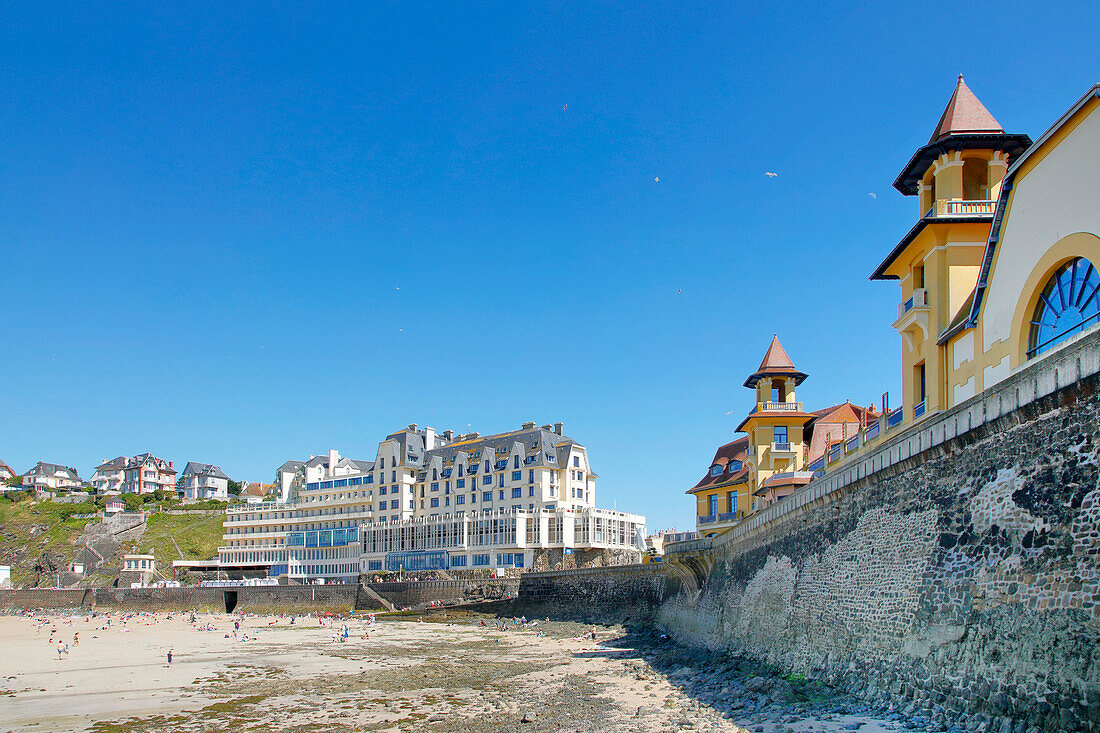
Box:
[929,75,1004,143]
[743,335,808,388]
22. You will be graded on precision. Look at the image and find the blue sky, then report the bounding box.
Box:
[1,2,1096,529]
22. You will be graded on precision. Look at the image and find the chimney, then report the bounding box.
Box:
[168,461,173,468]
[554,422,564,435]
[522,421,536,429]
[408,423,418,432]
[425,427,436,450]
[328,449,338,474]
[443,429,454,441]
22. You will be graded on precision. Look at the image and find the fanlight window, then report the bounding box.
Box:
[1028,257,1100,358]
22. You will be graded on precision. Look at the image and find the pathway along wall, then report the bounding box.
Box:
[659,333,1100,733]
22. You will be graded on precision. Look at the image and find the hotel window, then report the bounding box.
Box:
[483,475,492,485]
[726,492,736,513]
[470,493,477,503]
[457,478,465,488]
[484,460,490,472]
[774,426,788,444]
[457,495,465,505]
[528,469,534,483]
[528,486,534,496]
[430,498,439,508]
[513,455,519,469]
[432,468,438,480]
[483,491,492,502]
[511,487,522,499]
[498,474,504,488]
[458,464,464,477]
[379,486,387,495]
[511,471,521,481]
[431,482,439,491]
[499,490,505,500]
[573,456,580,467]
[710,464,722,477]
[391,500,399,509]
[707,495,718,516]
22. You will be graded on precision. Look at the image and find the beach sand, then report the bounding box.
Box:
[0,612,908,732]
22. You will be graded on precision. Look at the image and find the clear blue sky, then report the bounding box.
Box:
[1,2,1095,529]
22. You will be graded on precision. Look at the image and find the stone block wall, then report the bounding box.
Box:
[659,341,1100,732]
[363,579,517,610]
[513,564,673,624]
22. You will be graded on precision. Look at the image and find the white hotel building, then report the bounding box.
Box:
[218,422,647,582]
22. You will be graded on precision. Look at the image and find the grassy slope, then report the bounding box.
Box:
[0,501,97,586]
[0,501,226,586]
[126,512,225,564]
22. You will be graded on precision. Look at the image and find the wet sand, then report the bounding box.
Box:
[0,612,908,732]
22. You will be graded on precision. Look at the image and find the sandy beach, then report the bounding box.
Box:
[0,611,910,732]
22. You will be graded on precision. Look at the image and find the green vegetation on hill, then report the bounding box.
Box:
[0,496,99,586]
[126,511,224,565]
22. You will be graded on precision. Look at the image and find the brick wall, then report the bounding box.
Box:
[660,332,1100,733]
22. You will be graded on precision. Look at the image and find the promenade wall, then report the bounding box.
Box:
[508,563,673,624]
[659,330,1100,733]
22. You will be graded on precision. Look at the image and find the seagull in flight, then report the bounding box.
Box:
[764,172,778,178]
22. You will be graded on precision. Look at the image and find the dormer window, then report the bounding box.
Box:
[709,464,723,477]
[728,460,742,472]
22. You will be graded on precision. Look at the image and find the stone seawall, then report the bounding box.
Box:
[660,333,1100,733]
[362,579,516,610]
[509,564,674,624]
[0,585,361,614]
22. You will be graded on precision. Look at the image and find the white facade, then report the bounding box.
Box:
[220,422,646,581]
[179,462,230,500]
[23,462,81,490]
[91,457,128,495]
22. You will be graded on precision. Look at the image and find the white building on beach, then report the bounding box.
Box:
[219,422,647,582]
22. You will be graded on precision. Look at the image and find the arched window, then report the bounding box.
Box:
[1028,257,1100,358]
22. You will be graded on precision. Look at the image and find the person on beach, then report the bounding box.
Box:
[167,650,173,665]
[56,641,65,660]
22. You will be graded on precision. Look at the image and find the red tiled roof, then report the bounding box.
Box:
[929,75,1004,143]
[743,335,808,388]
[805,402,880,462]
[687,436,750,494]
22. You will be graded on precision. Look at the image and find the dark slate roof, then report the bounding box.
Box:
[95,456,129,471]
[277,460,305,474]
[181,461,230,480]
[423,426,578,471]
[27,462,80,479]
[130,453,176,474]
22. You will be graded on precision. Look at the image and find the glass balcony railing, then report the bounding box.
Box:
[698,514,717,524]
[914,401,926,418]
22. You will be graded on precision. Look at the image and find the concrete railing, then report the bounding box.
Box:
[711,327,1100,556]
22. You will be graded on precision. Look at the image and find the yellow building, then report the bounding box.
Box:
[871,76,1031,425]
[875,79,1100,416]
[688,336,877,535]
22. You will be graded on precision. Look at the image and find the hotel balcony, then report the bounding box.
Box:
[770,441,795,454]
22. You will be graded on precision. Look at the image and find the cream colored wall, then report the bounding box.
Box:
[979,101,1100,359]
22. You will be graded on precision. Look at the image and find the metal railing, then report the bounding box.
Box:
[914,401,926,418]
[698,514,717,524]
[887,407,904,428]
[898,289,928,319]
[717,512,738,522]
